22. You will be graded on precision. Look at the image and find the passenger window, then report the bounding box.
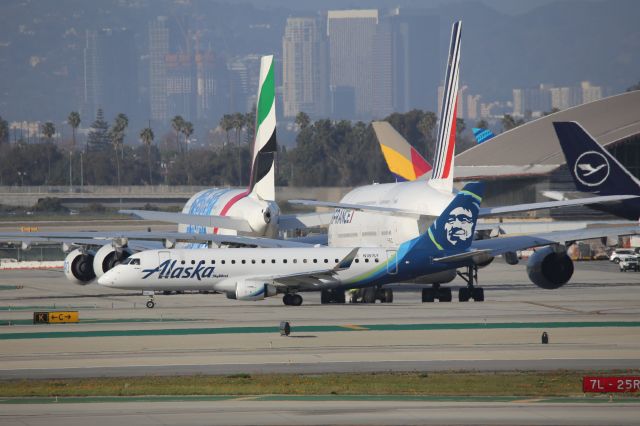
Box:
[335,259,338,263]
[313,259,317,263]
[251,260,256,264]
[272,259,276,264]
[231,260,236,264]
[211,260,215,265]
[283,259,287,264]
[191,260,196,265]
[375,259,379,263]
[221,260,225,264]
[303,259,307,263]
[241,260,246,264]
[365,258,369,263]
[293,259,297,263]
[355,259,359,263]
[324,259,328,263]
[261,259,266,264]
[181,260,185,265]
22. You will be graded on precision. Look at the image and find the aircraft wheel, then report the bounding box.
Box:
[283,294,292,305]
[362,288,376,304]
[439,287,452,302]
[472,287,485,302]
[290,294,303,306]
[146,300,155,309]
[320,290,330,304]
[458,288,470,302]
[334,290,346,304]
[382,288,393,303]
[422,288,435,303]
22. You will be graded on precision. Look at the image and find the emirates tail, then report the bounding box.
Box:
[248,55,277,201]
[428,20,461,194]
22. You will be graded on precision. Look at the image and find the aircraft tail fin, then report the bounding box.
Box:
[429,20,462,193]
[411,182,483,253]
[472,127,495,144]
[553,121,640,196]
[248,55,277,201]
[372,121,431,182]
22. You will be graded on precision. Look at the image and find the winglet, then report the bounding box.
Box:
[248,55,277,201]
[334,248,359,271]
[553,121,640,195]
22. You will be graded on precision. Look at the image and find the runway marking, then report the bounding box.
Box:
[523,301,595,314]
[341,324,369,330]
[2,320,640,340]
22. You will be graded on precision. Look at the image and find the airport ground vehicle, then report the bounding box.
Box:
[610,249,636,263]
[618,254,639,272]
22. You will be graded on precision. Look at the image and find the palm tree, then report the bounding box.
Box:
[295,111,310,130]
[181,121,194,151]
[41,122,56,143]
[231,113,245,186]
[109,113,128,187]
[171,115,185,153]
[140,127,155,185]
[67,111,81,151]
[0,115,9,145]
[219,114,233,147]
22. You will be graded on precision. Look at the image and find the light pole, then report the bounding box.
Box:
[80,152,84,191]
[69,150,73,193]
[17,171,26,187]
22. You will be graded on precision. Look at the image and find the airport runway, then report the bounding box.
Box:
[1,398,639,426]
[1,261,639,379]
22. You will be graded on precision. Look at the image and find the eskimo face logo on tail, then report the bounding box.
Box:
[575,151,609,187]
[444,207,474,245]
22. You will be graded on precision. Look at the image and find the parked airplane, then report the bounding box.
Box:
[290,21,637,302]
[0,55,328,286]
[545,121,640,221]
[472,127,495,144]
[99,182,639,307]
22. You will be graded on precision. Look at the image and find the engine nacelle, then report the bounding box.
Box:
[526,246,574,290]
[64,249,96,285]
[476,256,495,268]
[92,244,133,278]
[406,269,457,285]
[228,280,278,301]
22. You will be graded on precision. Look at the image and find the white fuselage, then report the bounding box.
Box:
[179,188,279,239]
[98,247,400,293]
[329,180,455,248]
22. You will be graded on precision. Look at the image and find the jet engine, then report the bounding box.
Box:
[92,244,133,279]
[227,280,278,301]
[64,249,96,284]
[526,246,574,289]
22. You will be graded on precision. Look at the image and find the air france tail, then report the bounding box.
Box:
[249,55,277,201]
[429,21,461,193]
[408,182,483,254]
[553,121,640,196]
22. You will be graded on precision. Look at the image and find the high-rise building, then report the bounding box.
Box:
[388,10,439,112]
[282,17,329,119]
[149,17,169,123]
[581,81,603,104]
[372,19,393,118]
[83,28,138,122]
[512,84,552,117]
[327,9,378,119]
[550,86,580,110]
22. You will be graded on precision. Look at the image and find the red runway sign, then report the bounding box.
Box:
[583,376,640,393]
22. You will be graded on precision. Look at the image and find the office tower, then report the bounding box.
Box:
[512,84,552,116]
[372,19,393,118]
[282,17,329,119]
[581,81,603,104]
[149,17,169,123]
[389,10,439,112]
[550,86,580,110]
[327,9,378,119]
[83,28,138,121]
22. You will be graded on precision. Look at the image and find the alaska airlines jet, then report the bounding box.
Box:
[99,182,639,307]
[549,121,640,221]
[0,55,328,286]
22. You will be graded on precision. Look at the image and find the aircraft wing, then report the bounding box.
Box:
[120,210,253,232]
[470,225,640,258]
[478,194,638,217]
[278,212,333,230]
[0,230,315,249]
[287,199,432,219]
[253,248,358,290]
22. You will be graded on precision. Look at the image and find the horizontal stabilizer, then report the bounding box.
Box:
[288,199,434,219]
[433,249,493,264]
[278,212,333,230]
[120,210,253,232]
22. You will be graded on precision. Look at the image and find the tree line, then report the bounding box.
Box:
[0,108,491,187]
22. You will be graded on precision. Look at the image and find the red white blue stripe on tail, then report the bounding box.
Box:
[429,21,461,193]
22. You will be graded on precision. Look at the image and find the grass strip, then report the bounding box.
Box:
[1,371,639,398]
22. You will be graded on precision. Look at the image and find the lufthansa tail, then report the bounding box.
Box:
[553,121,640,196]
[248,55,277,201]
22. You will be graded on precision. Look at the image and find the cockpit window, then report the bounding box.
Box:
[127,258,140,265]
[121,258,131,265]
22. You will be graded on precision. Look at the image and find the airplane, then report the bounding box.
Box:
[545,121,640,221]
[289,21,638,303]
[472,127,495,144]
[0,55,330,287]
[98,182,639,307]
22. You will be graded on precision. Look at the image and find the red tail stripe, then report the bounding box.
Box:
[213,190,250,234]
[442,101,457,179]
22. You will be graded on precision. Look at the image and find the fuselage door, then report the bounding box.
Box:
[386,250,398,275]
[158,250,171,265]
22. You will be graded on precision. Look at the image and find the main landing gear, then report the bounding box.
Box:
[457,265,484,302]
[283,293,303,306]
[421,283,452,303]
[320,289,346,304]
[348,287,393,304]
